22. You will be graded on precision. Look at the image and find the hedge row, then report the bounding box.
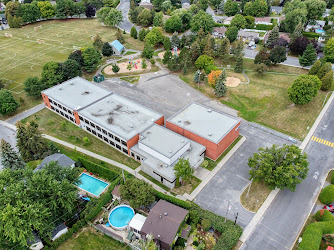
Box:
[302,32,320,38]
[255,24,274,30]
[299,221,334,250]
[319,185,334,205]
[78,157,119,181]
[331,172,334,184]
[315,209,334,222]
[155,191,242,250]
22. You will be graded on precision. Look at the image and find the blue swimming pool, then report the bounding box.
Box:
[109,205,135,230]
[316,28,325,33]
[77,173,109,196]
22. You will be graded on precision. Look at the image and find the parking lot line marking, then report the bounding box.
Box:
[312,136,334,149]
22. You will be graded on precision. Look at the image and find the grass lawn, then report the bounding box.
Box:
[21,108,140,169]
[124,51,138,56]
[173,176,202,195]
[240,181,272,212]
[0,18,144,119]
[57,227,130,250]
[178,60,330,140]
[26,159,42,170]
[204,135,242,171]
[120,76,140,84]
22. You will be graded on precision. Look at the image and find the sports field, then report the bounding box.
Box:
[0,18,144,117]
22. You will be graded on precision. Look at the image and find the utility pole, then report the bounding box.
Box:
[246,178,253,198]
[225,200,231,222]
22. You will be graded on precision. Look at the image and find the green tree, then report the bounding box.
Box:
[309,60,322,75]
[129,6,144,23]
[325,37,334,63]
[139,28,147,41]
[284,8,308,33]
[37,1,55,19]
[142,44,154,59]
[93,34,104,49]
[288,74,321,105]
[163,36,171,50]
[254,63,269,76]
[161,0,172,12]
[195,55,214,70]
[215,70,227,97]
[224,0,240,16]
[164,15,182,33]
[244,15,255,28]
[305,0,326,22]
[97,7,122,27]
[68,50,84,66]
[55,0,75,18]
[218,0,224,13]
[190,41,201,61]
[41,61,62,87]
[248,144,309,191]
[254,48,271,66]
[194,70,201,83]
[24,77,46,98]
[0,139,25,170]
[145,27,164,46]
[190,10,215,33]
[16,3,40,23]
[142,59,147,69]
[203,36,215,58]
[218,37,231,61]
[266,25,279,48]
[116,28,125,43]
[171,32,180,48]
[251,0,267,17]
[61,59,82,81]
[270,46,287,64]
[130,26,138,39]
[290,22,303,43]
[102,42,113,56]
[226,26,238,42]
[153,11,164,27]
[16,121,48,161]
[230,14,247,29]
[321,70,334,91]
[317,62,332,79]
[0,90,19,115]
[5,1,19,19]
[120,178,155,208]
[7,14,23,28]
[173,158,194,184]
[243,2,253,15]
[137,8,153,26]
[112,64,120,74]
[82,47,101,72]
[163,50,172,64]
[234,55,243,73]
[299,43,317,67]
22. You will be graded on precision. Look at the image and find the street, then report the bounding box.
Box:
[241,97,334,249]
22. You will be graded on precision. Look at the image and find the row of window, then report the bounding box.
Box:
[49,99,73,116]
[85,126,128,154]
[51,106,75,123]
[131,152,141,162]
[79,116,127,146]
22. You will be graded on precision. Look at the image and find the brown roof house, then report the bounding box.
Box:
[213,27,227,38]
[140,200,189,249]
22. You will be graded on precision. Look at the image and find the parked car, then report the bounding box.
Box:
[217,20,223,23]
[323,205,334,212]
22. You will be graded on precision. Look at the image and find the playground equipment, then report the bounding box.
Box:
[34,25,42,31]
[173,46,178,56]
[4,33,12,37]
[36,39,45,44]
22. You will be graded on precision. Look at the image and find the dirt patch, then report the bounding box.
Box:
[104,58,150,75]
[158,50,181,59]
[226,77,240,87]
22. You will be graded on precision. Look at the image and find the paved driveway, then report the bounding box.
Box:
[98,71,295,228]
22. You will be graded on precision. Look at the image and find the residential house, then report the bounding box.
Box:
[109,40,125,55]
[254,17,280,25]
[140,200,189,250]
[263,32,290,44]
[237,30,260,41]
[139,0,153,9]
[212,27,227,38]
[271,6,283,14]
[34,153,75,172]
[51,223,68,241]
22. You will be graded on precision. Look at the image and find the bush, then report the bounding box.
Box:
[331,172,334,184]
[175,237,186,247]
[255,24,273,30]
[189,210,200,225]
[155,191,193,210]
[201,219,212,231]
[78,157,119,180]
[319,185,334,204]
[302,32,320,38]
[314,209,334,221]
[299,221,334,250]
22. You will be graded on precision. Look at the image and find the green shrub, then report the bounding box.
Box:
[302,32,320,38]
[299,221,334,250]
[189,210,200,225]
[155,191,193,210]
[319,185,334,205]
[201,219,212,231]
[255,24,273,30]
[315,209,334,221]
[175,237,186,247]
[78,157,119,181]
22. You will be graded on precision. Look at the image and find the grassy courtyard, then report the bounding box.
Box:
[57,227,130,250]
[0,18,144,119]
[179,60,330,140]
[22,108,140,169]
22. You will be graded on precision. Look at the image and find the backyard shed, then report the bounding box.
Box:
[110,40,125,55]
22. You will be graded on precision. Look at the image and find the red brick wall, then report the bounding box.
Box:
[127,134,140,155]
[166,121,241,161]
[41,93,51,109]
[155,116,164,126]
[73,110,81,125]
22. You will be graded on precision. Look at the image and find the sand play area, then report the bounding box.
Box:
[225,77,241,87]
[104,58,150,75]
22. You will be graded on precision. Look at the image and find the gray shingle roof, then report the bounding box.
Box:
[34,153,75,172]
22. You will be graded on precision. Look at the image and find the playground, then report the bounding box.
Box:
[0,19,144,116]
[103,58,151,75]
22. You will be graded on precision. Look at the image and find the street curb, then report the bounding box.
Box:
[239,188,280,243]
[300,91,334,151]
[0,120,16,131]
[186,136,246,201]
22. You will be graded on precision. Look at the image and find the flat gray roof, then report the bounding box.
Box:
[79,93,163,141]
[42,77,110,110]
[168,103,241,144]
[140,124,191,158]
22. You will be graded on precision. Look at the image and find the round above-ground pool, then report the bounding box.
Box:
[108,205,135,230]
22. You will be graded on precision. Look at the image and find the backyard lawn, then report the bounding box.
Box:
[179,61,330,140]
[57,227,130,250]
[22,108,140,169]
[0,18,144,119]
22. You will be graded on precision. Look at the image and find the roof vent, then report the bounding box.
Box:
[169,150,172,153]
[159,214,162,219]
[208,109,212,113]
[164,212,168,216]
[208,133,212,136]
[59,88,63,90]
[130,124,133,128]
[181,140,184,143]
[178,119,181,123]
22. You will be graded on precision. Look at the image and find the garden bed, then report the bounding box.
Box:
[240,181,271,212]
